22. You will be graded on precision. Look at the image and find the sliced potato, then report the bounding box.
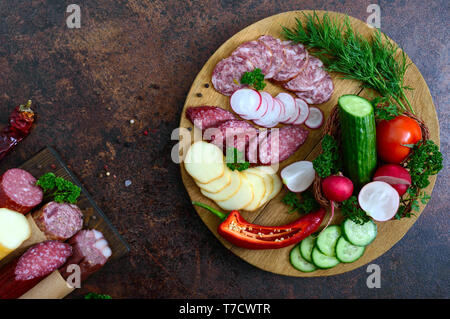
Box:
[216,173,254,211]
[196,168,232,194]
[201,170,241,201]
[0,208,31,260]
[242,172,266,211]
[184,141,225,183]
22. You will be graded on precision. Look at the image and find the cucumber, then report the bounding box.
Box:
[338,95,377,189]
[342,218,377,247]
[316,225,341,257]
[335,236,365,263]
[299,235,316,262]
[311,246,340,269]
[290,244,317,272]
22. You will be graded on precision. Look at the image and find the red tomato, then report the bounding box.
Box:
[376,116,422,163]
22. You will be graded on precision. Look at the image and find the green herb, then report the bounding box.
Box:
[36,172,81,204]
[241,68,266,91]
[312,135,342,178]
[282,12,414,113]
[340,196,370,224]
[225,147,250,172]
[282,190,319,214]
[84,292,112,299]
[372,97,400,121]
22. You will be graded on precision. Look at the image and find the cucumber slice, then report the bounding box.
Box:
[290,244,317,272]
[342,218,377,247]
[316,225,341,257]
[299,235,315,262]
[311,246,340,269]
[335,236,365,263]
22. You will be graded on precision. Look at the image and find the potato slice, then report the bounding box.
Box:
[184,141,225,183]
[196,168,232,194]
[0,208,31,260]
[216,173,254,211]
[242,172,266,212]
[201,170,241,201]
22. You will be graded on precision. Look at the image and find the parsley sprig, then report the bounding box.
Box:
[312,135,342,178]
[340,196,370,224]
[36,172,81,204]
[240,68,266,91]
[282,191,319,215]
[225,147,250,172]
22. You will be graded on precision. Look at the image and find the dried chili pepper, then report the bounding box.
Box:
[192,201,326,250]
[0,100,35,161]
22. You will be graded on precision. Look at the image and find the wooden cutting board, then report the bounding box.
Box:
[179,10,440,277]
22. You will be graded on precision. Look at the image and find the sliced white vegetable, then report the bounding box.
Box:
[254,96,279,127]
[292,98,310,125]
[281,161,316,192]
[255,91,272,118]
[230,88,261,117]
[273,97,284,122]
[358,181,400,222]
[276,93,296,123]
[284,100,301,124]
[184,141,225,183]
[304,106,324,129]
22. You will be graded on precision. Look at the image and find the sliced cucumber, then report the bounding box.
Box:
[335,236,365,263]
[316,225,341,257]
[299,235,316,262]
[311,246,340,269]
[342,218,377,247]
[290,244,317,272]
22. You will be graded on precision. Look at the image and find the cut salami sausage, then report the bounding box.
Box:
[232,40,273,75]
[282,56,327,92]
[209,119,258,156]
[257,35,286,79]
[0,168,43,214]
[295,74,334,104]
[60,229,112,282]
[272,41,309,82]
[186,106,236,131]
[212,55,254,96]
[33,202,83,241]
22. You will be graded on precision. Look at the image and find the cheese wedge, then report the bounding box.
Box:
[0,208,31,260]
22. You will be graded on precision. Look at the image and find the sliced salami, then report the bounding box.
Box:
[232,40,273,75]
[295,74,334,104]
[272,41,309,82]
[60,230,112,282]
[283,56,327,92]
[14,241,72,281]
[186,106,236,131]
[209,119,258,156]
[257,35,285,79]
[33,202,83,241]
[0,168,43,215]
[212,55,254,96]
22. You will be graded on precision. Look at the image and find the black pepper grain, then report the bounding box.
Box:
[204,83,209,88]
[196,93,203,97]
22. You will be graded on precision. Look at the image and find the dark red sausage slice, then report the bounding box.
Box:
[33,202,83,241]
[186,106,236,131]
[209,119,258,155]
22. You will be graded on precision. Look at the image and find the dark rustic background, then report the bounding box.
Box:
[0,0,448,298]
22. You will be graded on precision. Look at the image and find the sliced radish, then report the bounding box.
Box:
[358,181,400,222]
[292,99,310,125]
[254,92,272,119]
[281,161,315,193]
[304,106,324,129]
[284,100,301,124]
[275,93,296,123]
[273,97,284,122]
[230,88,261,118]
[254,97,279,128]
[373,164,411,196]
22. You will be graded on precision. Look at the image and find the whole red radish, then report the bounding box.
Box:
[373,164,411,196]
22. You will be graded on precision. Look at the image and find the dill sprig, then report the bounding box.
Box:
[282,12,414,113]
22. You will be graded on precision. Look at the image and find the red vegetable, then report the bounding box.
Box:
[373,164,411,196]
[321,175,354,231]
[376,115,422,163]
[192,202,325,250]
[0,100,35,162]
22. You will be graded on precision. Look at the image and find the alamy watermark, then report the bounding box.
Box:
[366,4,381,28]
[366,264,381,288]
[66,4,81,29]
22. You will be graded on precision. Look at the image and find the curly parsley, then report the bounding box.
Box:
[340,196,370,224]
[36,172,81,204]
[282,191,319,215]
[225,147,250,172]
[241,68,266,91]
[312,135,342,178]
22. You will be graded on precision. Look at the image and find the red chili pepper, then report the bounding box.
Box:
[0,100,35,161]
[192,202,326,250]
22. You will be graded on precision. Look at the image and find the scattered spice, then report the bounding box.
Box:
[125,180,132,187]
[204,83,210,88]
[50,164,56,169]
[196,93,203,97]
[129,119,135,124]
[105,172,110,177]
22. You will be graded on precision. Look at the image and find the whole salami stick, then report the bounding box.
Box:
[0,100,35,162]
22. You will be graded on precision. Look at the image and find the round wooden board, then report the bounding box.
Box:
[178,10,440,277]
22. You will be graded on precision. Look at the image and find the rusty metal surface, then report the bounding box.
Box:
[0,0,448,298]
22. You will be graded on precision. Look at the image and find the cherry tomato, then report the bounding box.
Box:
[376,116,422,163]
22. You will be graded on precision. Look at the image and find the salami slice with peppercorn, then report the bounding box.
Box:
[0,168,43,214]
[212,55,254,96]
[283,56,327,92]
[232,40,273,76]
[186,106,236,131]
[295,73,334,104]
[272,41,309,82]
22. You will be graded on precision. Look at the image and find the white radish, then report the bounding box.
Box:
[276,93,296,123]
[304,106,324,129]
[230,88,261,118]
[358,181,400,222]
[292,98,310,125]
[254,92,271,118]
[281,161,315,193]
